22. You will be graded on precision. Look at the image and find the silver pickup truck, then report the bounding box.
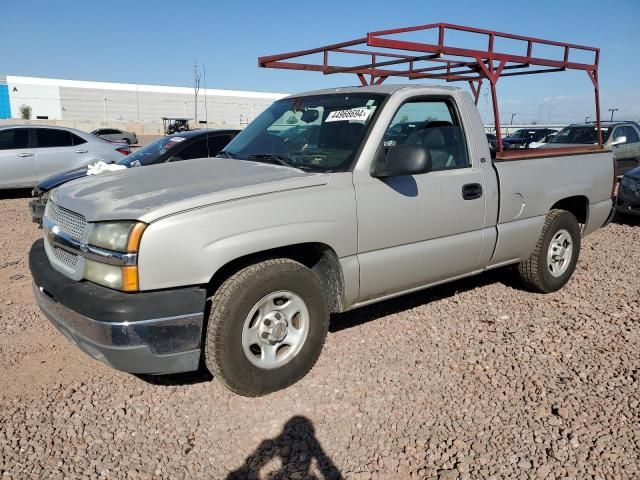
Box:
[29,84,615,396]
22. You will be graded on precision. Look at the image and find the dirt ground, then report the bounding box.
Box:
[0,193,638,480]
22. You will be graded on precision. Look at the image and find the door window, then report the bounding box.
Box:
[36,129,73,148]
[623,126,639,143]
[0,129,29,150]
[71,133,87,145]
[383,99,470,170]
[611,127,626,144]
[171,139,208,161]
[207,135,232,155]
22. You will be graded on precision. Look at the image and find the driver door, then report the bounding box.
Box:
[353,97,486,303]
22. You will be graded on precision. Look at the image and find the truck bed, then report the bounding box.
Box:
[487,147,614,268]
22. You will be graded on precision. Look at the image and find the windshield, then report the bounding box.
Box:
[118,135,190,167]
[549,126,611,144]
[219,93,386,172]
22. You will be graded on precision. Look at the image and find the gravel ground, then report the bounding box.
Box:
[0,194,638,480]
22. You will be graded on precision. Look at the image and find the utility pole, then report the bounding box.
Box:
[608,108,619,122]
[547,97,554,126]
[193,60,201,124]
[510,113,517,125]
[203,64,208,125]
[103,97,108,123]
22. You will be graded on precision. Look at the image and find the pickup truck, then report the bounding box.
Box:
[29,84,615,396]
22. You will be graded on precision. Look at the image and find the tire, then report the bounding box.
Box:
[204,259,329,396]
[517,209,581,293]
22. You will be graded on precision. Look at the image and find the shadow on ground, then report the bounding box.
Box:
[612,211,640,226]
[136,367,213,386]
[330,266,518,333]
[227,415,342,480]
[0,188,32,200]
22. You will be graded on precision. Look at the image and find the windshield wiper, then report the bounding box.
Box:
[247,153,296,168]
[217,150,239,159]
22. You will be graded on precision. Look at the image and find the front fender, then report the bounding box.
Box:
[137,174,357,291]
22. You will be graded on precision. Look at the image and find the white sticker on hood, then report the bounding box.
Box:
[326,108,371,123]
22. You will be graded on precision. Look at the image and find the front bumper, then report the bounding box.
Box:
[29,239,207,374]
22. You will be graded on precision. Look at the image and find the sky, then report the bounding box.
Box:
[1,0,639,124]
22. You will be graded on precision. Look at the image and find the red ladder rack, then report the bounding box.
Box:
[258,23,602,152]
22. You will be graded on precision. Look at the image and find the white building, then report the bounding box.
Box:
[0,74,286,127]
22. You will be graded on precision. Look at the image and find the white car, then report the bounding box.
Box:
[91,128,138,145]
[0,125,130,189]
[528,132,557,148]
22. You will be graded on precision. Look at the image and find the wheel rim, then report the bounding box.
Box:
[241,290,310,370]
[546,228,573,277]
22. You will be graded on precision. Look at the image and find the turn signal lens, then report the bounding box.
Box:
[126,223,147,253]
[121,266,139,292]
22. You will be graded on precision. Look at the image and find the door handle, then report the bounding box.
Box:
[75,149,88,154]
[18,152,33,157]
[462,183,483,200]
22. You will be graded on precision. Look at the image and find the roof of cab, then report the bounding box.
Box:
[284,83,461,99]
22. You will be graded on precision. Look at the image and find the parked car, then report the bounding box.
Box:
[0,125,130,189]
[91,128,138,145]
[542,121,640,175]
[29,129,240,223]
[29,84,615,396]
[501,128,557,150]
[616,166,640,216]
[528,132,557,149]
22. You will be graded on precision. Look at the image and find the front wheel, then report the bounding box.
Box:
[517,209,581,293]
[204,259,329,396]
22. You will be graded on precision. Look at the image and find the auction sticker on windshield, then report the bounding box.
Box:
[326,108,371,123]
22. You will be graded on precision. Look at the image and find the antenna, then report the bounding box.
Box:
[193,60,201,124]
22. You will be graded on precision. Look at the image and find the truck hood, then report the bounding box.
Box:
[52,157,328,223]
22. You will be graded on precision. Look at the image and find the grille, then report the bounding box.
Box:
[48,201,86,241]
[53,247,78,269]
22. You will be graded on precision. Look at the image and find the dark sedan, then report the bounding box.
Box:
[30,129,239,223]
[616,166,640,216]
[502,128,557,150]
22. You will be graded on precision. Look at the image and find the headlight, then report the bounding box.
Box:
[85,221,146,292]
[84,259,139,291]
[88,221,146,253]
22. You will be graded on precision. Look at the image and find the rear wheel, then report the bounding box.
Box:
[517,209,581,293]
[204,259,329,396]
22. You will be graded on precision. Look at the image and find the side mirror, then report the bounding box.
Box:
[372,144,432,178]
[611,136,626,146]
